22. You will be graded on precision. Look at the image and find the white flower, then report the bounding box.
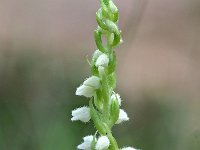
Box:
[93,50,103,60]
[77,135,94,150]
[95,136,110,150]
[71,107,91,122]
[121,147,138,150]
[76,76,100,97]
[95,53,109,68]
[76,85,96,98]
[111,93,122,106]
[83,76,101,89]
[116,109,129,124]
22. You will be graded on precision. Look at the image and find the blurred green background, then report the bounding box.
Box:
[1,0,200,150]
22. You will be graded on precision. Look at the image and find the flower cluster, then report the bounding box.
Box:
[72,60,132,149]
[73,78,129,124]
[77,135,138,150]
[71,0,139,149]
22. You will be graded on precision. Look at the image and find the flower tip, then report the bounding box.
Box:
[95,136,110,150]
[77,135,94,150]
[83,76,101,89]
[71,117,76,122]
[116,109,129,124]
[121,147,138,150]
[111,92,122,106]
[95,53,109,68]
[76,84,95,98]
[71,107,91,123]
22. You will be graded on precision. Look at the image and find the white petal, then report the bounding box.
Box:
[93,50,103,61]
[71,107,91,122]
[116,109,129,124]
[121,147,138,150]
[111,93,122,106]
[95,53,109,67]
[77,135,94,150]
[83,76,100,89]
[76,85,96,98]
[95,136,110,150]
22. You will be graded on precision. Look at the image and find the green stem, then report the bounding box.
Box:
[91,0,121,149]
[105,124,119,150]
[100,68,110,120]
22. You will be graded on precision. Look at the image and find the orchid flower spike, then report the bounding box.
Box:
[71,0,140,149]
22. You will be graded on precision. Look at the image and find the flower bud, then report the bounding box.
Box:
[95,53,109,68]
[121,147,137,150]
[92,50,103,61]
[109,0,118,13]
[71,107,91,122]
[77,135,95,150]
[116,109,129,124]
[83,76,101,89]
[95,136,110,150]
[111,92,122,106]
[105,19,119,34]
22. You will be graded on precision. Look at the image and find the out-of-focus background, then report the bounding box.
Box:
[0,0,200,149]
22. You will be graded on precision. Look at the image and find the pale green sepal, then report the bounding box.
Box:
[107,73,116,90]
[90,134,97,150]
[109,98,120,126]
[105,20,119,34]
[89,100,107,135]
[108,51,116,74]
[94,29,107,53]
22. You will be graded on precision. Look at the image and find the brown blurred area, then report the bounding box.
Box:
[0,0,200,150]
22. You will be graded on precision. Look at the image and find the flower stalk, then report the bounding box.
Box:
[71,0,138,149]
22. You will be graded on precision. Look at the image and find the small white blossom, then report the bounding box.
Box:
[76,85,96,98]
[93,50,103,60]
[95,136,110,150]
[71,107,91,122]
[116,109,129,124]
[83,76,101,89]
[95,53,109,68]
[121,147,137,150]
[111,93,122,106]
[77,135,94,150]
[76,76,100,97]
